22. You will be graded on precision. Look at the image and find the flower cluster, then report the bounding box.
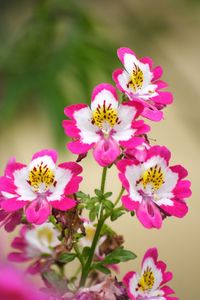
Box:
[0,47,192,300]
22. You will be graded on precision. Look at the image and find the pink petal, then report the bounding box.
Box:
[64,176,82,195]
[122,195,140,211]
[93,138,120,167]
[1,198,27,212]
[67,140,94,154]
[58,162,83,176]
[170,165,188,180]
[153,91,173,105]
[152,66,163,81]
[116,158,135,173]
[161,285,175,296]
[162,271,173,285]
[62,120,80,138]
[51,196,77,211]
[112,69,125,93]
[117,47,136,64]
[173,180,192,198]
[64,103,88,119]
[136,201,162,229]
[140,56,154,69]
[142,248,158,266]
[160,200,188,218]
[142,105,164,121]
[147,145,171,164]
[91,83,118,102]
[32,149,57,164]
[0,176,16,194]
[4,159,26,179]
[118,173,130,190]
[25,199,50,225]
[8,252,29,262]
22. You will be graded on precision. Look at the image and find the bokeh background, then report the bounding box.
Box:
[0,0,199,299]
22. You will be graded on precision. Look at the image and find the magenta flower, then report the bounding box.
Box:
[123,247,178,300]
[0,262,46,300]
[117,145,191,229]
[8,223,61,274]
[113,47,173,121]
[0,149,82,225]
[63,83,150,167]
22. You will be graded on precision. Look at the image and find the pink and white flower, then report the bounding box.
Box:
[117,146,191,229]
[123,247,178,300]
[8,223,61,274]
[0,149,82,225]
[63,83,150,167]
[113,47,173,121]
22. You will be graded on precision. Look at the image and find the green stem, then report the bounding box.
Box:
[79,216,105,287]
[100,167,107,193]
[79,167,108,287]
[114,187,125,207]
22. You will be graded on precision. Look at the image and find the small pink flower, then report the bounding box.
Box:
[113,47,173,121]
[0,262,46,300]
[117,145,191,229]
[8,223,61,274]
[63,83,150,167]
[123,247,178,300]
[0,149,82,225]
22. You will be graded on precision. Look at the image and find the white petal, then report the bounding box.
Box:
[141,257,163,291]
[125,165,143,202]
[74,107,100,144]
[112,105,136,142]
[14,167,36,201]
[25,223,60,257]
[29,155,56,172]
[91,89,118,111]
[47,167,72,201]
[124,53,141,74]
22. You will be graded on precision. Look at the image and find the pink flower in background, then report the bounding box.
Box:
[8,223,61,274]
[0,262,46,300]
[0,149,82,225]
[113,47,173,121]
[0,158,23,232]
[117,145,191,229]
[63,83,150,167]
[123,247,178,300]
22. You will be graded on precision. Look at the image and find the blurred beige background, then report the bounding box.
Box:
[0,1,199,299]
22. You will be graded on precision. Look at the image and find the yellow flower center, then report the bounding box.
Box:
[85,226,96,241]
[127,63,144,91]
[137,266,155,292]
[92,102,120,133]
[28,162,56,192]
[37,227,54,244]
[138,165,164,191]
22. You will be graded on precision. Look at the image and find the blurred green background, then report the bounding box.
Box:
[0,1,199,299]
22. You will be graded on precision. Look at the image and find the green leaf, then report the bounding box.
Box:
[103,192,112,198]
[58,253,77,263]
[76,191,89,199]
[111,208,125,221]
[94,189,103,197]
[89,209,96,222]
[102,247,137,265]
[103,199,114,210]
[93,264,111,274]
